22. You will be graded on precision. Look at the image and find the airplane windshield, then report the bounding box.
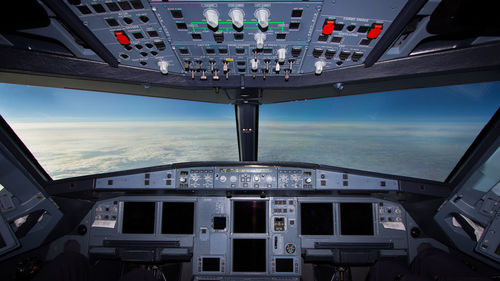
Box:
[259,81,500,181]
[1,82,499,181]
[0,83,238,179]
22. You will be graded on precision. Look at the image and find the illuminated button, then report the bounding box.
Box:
[219,175,227,182]
[322,20,335,35]
[367,23,383,39]
[114,31,130,45]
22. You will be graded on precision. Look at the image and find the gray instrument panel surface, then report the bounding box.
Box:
[95,165,398,191]
[88,195,410,278]
[63,0,407,76]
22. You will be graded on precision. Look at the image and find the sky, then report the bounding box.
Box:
[0,82,499,180]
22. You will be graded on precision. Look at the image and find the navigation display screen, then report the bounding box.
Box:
[202,257,221,272]
[122,202,156,234]
[233,239,266,272]
[276,258,294,272]
[340,203,374,235]
[300,203,333,235]
[233,201,266,233]
[162,202,194,234]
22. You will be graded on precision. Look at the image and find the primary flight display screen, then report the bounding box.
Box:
[300,203,334,235]
[233,201,266,233]
[233,239,266,272]
[122,202,156,234]
[162,202,194,234]
[340,203,374,235]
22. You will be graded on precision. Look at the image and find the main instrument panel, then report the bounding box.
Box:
[45,164,427,280]
[63,0,407,80]
[87,195,412,280]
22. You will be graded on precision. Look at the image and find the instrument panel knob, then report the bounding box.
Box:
[229,8,244,29]
[255,8,270,29]
[157,60,169,74]
[277,48,287,63]
[254,32,266,49]
[314,61,326,75]
[204,9,219,29]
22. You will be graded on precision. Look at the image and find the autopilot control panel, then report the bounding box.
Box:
[62,0,407,79]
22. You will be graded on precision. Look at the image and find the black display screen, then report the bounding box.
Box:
[495,243,500,256]
[122,202,156,234]
[202,257,220,272]
[233,201,266,233]
[233,239,266,272]
[276,258,294,272]
[213,216,226,230]
[300,203,333,235]
[340,203,374,235]
[0,233,6,248]
[162,202,194,234]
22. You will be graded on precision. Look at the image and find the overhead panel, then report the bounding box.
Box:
[63,0,407,80]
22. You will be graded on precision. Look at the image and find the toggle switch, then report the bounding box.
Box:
[254,32,266,49]
[314,61,326,75]
[157,60,168,74]
[277,48,286,63]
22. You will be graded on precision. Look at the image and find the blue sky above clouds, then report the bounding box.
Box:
[0,82,499,180]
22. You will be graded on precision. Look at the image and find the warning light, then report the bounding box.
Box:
[367,23,383,39]
[114,31,130,45]
[322,20,335,35]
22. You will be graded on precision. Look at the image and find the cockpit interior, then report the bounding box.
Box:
[0,0,499,280]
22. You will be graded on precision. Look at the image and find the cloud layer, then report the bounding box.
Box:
[12,122,238,179]
[259,121,484,181]
[10,121,483,181]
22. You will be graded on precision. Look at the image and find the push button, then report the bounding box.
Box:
[322,20,335,35]
[114,31,130,45]
[367,23,383,39]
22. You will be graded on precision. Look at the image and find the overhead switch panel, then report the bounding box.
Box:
[63,0,407,79]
